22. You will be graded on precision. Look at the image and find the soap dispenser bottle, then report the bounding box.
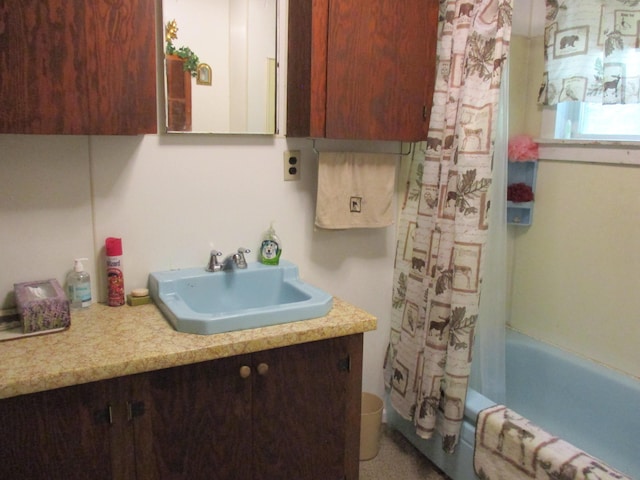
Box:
[259,222,282,265]
[67,258,92,309]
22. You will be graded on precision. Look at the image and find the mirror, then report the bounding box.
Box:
[163,0,278,134]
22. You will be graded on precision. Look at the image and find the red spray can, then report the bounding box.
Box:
[106,237,125,306]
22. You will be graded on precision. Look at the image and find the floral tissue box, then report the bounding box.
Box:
[14,279,71,333]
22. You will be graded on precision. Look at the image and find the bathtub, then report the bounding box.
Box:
[386,329,640,479]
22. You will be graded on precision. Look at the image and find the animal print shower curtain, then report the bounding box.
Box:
[539,0,640,106]
[383,0,512,453]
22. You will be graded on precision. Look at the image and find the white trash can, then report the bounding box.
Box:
[359,392,383,461]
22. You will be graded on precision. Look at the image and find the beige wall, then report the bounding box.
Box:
[3,0,638,407]
[0,4,405,399]
[0,134,400,397]
[508,35,640,380]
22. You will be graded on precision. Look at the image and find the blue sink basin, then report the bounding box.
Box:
[148,260,333,335]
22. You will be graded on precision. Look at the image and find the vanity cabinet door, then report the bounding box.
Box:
[0,0,156,135]
[286,0,438,141]
[131,355,253,480]
[0,334,363,480]
[252,334,363,480]
[0,380,116,480]
[132,335,363,480]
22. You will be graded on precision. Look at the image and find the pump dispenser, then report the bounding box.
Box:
[67,258,92,308]
[259,222,282,265]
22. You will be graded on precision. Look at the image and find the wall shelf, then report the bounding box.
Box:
[507,161,538,226]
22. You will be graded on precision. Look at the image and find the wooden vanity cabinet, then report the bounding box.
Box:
[0,380,116,479]
[286,0,438,141]
[0,334,363,480]
[0,0,157,135]
[133,354,254,479]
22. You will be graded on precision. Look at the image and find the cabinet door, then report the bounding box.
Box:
[0,381,115,480]
[84,0,157,134]
[166,55,193,132]
[0,0,92,134]
[132,355,253,479]
[287,0,438,141]
[324,0,438,141]
[252,335,363,480]
[0,0,156,134]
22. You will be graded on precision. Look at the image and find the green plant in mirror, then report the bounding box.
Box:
[165,19,200,78]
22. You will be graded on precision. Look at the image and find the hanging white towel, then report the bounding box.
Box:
[315,152,396,229]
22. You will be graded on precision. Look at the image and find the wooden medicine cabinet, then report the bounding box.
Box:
[286,0,438,141]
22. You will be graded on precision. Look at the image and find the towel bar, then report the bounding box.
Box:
[311,140,413,157]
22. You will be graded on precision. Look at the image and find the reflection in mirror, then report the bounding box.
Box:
[163,0,277,134]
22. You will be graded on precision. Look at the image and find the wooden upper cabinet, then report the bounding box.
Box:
[0,0,157,135]
[165,55,193,132]
[287,0,438,142]
[85,0,157,135]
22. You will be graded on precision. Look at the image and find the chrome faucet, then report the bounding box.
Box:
[222,248,250,270]
[206,248,250,272]
[206,249,224,272]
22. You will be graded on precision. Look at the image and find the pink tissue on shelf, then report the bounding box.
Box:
[508,134,538,162]
[14,279,70,333]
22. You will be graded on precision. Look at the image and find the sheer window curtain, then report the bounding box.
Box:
[539,0,640,106]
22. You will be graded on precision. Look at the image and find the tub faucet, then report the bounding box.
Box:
[222,248,250,271]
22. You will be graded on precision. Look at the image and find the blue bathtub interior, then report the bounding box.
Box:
[386,329,640,479]
[505,331,639,477]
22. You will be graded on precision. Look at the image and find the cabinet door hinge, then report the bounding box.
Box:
[94,404,113,425]
[337,355,351,372]
[422,105,428,121]
[127,401,145,421]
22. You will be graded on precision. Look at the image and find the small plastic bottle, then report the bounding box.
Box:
[67,258,92,309]
[106,237,125,306]
[259,222,282,265]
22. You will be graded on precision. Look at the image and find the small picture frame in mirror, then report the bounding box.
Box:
[196,63,212,86]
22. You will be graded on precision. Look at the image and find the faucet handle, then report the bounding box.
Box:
[206,249,223,272]
[235,248,250,269]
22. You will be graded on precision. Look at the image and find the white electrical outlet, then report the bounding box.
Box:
[283,150,301,181]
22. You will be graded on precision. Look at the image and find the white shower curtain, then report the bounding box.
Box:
[384,0,513,453]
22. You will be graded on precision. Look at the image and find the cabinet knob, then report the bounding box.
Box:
[239,365,252,378]
[257,363,269,376]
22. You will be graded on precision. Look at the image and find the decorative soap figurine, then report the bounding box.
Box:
[259,222,282,265]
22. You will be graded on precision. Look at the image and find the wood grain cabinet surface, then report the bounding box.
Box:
[0,0,157,135]
[287,0,438,141]
[0,334,363,480]
[165,55,192,132]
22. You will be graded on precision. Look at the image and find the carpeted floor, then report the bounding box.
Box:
[359,424,451,480]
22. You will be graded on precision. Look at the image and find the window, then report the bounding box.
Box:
[554,102,640,141]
